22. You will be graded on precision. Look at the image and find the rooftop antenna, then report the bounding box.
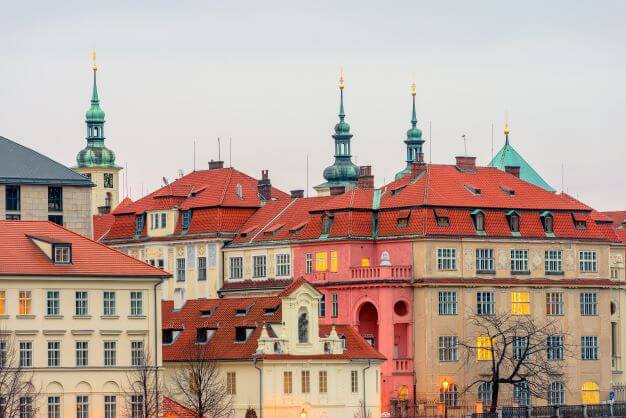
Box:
[306,154,309,198]
[561,163,565,194]
[162,177,169,186]
[490,123,494,160]
[125,162,129,198]
[229,137,232,167]
[461,134,468,157]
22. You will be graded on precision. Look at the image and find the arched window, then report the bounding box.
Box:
[548,381,565,406]
[298,311,309,343]
[478,382,493,406]
[440,383,459,407]
[581,381,599,405]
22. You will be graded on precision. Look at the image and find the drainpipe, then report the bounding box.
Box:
[363,359,372,417]
[154,279,162,418]
[253,356,263,418]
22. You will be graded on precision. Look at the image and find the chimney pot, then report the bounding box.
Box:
[505,165,521,178]
[258,170,272,201]
[208,160,224,170]
[290,190,304,199]
[357,165,374,189]
[455,156,477,172]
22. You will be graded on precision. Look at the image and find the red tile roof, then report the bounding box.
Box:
[92,213,114,241]
[0,221,169,278]
[604,211,626,226]
[163,397,199,418]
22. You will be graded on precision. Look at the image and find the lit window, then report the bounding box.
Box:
[315,252,328,272]
[0,290,5,315]
[253,255,266,278]
[581,336,599,360]
[361,257,370,267]
[330,251,338,272]
[545,250,563,273]
[283,371,293,394]
[437,248,457,270]
[580,292,598,316]
[276,254,291,277]
[546,292,564,316]
[579,251,597,273]
[19,291,32,315]
[229,257,243,279]
[438,291,457,315]
[227,372,237,395]
[53,245,71,263]
[581,381,600,405]
[511,292,530,315]
[510,249,529,273]
[476,336,492,361]
[476,249,494,272]
[351,370,358,393]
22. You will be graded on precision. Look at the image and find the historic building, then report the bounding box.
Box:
[73,53,122,217]
[162,279,383,418]
[100,163,288,302]
[395,82,425,180]
[0,136,93,236]
[0,220,167,417]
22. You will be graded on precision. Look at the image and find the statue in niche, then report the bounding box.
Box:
[298,311,309,343]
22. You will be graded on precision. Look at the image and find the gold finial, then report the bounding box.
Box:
[504,112,510,135]
[338,66,345,90]
[92,49,97,71]
[411,82,417,97]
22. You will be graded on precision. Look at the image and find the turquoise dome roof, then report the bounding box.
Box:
[76,146,116,168]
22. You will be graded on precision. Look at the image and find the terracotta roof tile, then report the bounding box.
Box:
[163,397,200,418]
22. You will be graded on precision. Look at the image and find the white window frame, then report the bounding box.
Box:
[476,248,494,272]
[76,395,89,418]
[53,245,70,263]
[130,291,143,317]
[438,291,457,315]
[103,291,116,316]
[197,256,207,281]
[437,248,457,271]
[477,291,495,315]
[229,257,243,280]
[47,396,61,418]
[581,336,599,360]
[276,253,291,277]
[75,291,88,316]
[546,292,564,316]
[547,335,564,361]
[305,253,313,274]
[580,251,598,273]
[104,341,117,367]
[545,250,563,273]
[47,341,60,367]
[438,336,458,362]
[76,341,88,367]
[131,341,144,366]
[253,255,267,278]
[580,292,598,316]
[104,395,116,418]
[176,258,186,282]
[19,341,32,368]
[510,249,529,273]
[46,290,61,316]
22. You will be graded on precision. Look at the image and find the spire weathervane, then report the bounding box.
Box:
[92,50,97,72]
[504,112,510,143]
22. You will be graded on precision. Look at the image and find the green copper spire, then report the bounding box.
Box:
[76,52,117,168]
[395,82,425,180]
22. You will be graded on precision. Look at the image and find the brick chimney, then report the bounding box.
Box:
[329,186,345,196]
[208,160,224,170]
[455,156,476,173]
[357,165,374,189]
[258,170,272,201]
[290,190,304,199]
[505,165,521,178]
[411,161,427,178]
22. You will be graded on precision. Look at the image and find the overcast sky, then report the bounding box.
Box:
[1,1,624,210]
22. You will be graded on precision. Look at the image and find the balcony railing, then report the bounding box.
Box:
[350,265,412,280]
[394,358,413,373]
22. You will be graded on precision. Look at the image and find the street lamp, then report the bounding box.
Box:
[300,408,307,418]
[440,379,449,418]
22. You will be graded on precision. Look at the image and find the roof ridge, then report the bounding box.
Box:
[218,168,234,206]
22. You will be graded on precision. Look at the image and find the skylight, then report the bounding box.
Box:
[465,185,481,195]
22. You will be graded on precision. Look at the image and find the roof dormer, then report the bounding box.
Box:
[27,235,72,264]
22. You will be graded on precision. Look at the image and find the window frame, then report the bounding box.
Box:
[46,290,61,316]
[438,291,457,315]
[197,256,207,281]
[75,291,89,316]
[18,290,32,315]
[437,248,457,271]
[103,291,116,316]
[579,251,598,273]
[581,336,599,360]
[104,341,117,367]
[252,255,267,278]
[438,336,458,362]
[546,292,564,316]
[130,291,143,317]
[176,258,186,282]
[276,253,291,277]
[510,249,529,273]
[75,341,89,367]
[476,291,495,316]
[476,248,495,273]
[580,292,598,316]
[47,341,61,367]
[545,250,563,274]
[229,257,243,280]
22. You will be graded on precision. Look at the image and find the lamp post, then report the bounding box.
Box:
[441,379,449,418]
[300,408,307,418]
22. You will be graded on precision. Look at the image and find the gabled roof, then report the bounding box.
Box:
[488,139,555,192]
[0,136,93,186]
[0,221,169,278]
[163,397,200,418]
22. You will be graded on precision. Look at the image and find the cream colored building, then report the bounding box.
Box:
[0,220,167,418]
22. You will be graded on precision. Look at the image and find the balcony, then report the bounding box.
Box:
[394,358,413,374]
[350,265,412,280]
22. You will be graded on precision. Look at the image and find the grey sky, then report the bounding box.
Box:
[1,0,625,210]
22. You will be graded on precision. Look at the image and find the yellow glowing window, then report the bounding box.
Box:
[511,292,530,315]
[361,258,370,267]
[476,336,492,361]
[19,290,32,315]
[330,251,338,272]
[581,381,599,405]
[0,291,5,315]
[315,252,328,272]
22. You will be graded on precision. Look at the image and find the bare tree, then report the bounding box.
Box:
[124,344,161,418]
[353,401,372,418]
[458,312,572,412]
[0,333,40,418]
[168,344,233,418]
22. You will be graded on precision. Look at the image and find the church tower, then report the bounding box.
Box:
[74,52,122,215]
[395,82,425,180]
[314,71,360,196]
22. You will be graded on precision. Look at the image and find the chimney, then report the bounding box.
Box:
[329,186,345,196]
[455,156,476,173]
[208,160,224,170]
[258,170,272,201]
[505,165,521,178]
[290,190,304,199]
[357,165,374,189]
[411,161,427,178]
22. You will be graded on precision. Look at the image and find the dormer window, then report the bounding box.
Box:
[396,209,411,228]
[239,225,257,238]
[201,308,216,317]
[235,305,252,316]
[135,215,145,236]
[471,210,485,232]
[235,184,243,199]
[53,244,71,264]
[196,327,216,344]
[264,305,279,316]
[506,210,520,233]
[500,185,515,196]
[434,209,449,227]
[540,211,554,233]
[465,185,481,195]
[163,329,182,345]
[235,327,254,343]
[150,213,167,230]
[321,214,334,236]
[181,210,192,231]
[572,213,588,230]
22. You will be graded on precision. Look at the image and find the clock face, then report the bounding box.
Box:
[104,173,113,188]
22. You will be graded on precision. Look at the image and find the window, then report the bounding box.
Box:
[319,294,326,318]
[581,381,600,405]
[19,341,32,367]
[513,382,531,407]
[315,252,328,272]
[130,395,143,418]
[331,293,339,318]
[472,211,485,231]
[104,341,117,366]
[436,215,450,226]
[548,382,565,406]
[545,250,563,273]
[319,370,328,393]
[48,396,61,418]
[135,215,144,236]
[507,211,520,232]
[321,214,333,235]
[104,173,114,188]
[176,258,186,282]
[330,250,338,272]
[131,341,144,366]
[103,291,116,316]
[283,371,293,394]
[130,291,143,316]
[48,186,62,211]
[580,251,597,273]
[0,290,4,315]
[5,185,20,211]
[476,336,492,361]
[438,291,457,315]
[253,255,266,278]
[235,327,253,342]
[440,383,459,407]
[197,256,207,281]
[47,341,60,367]
[477,291,495,315]
[47,290,61,316]
[305,253,313,274]
[512,336,529,360]
[581,336,599,360]
[478,382,493,405]
[104,395,117,418]
[547,335,564,360]
[476,249,494,272]
[438,336,458,362]
[511,292,530,315]
[52,245,71,263]
[75,291,88,316]
[160,213,167,228]
[580,292,598,316]
[511,249,529,273]
[276,254,291,277]
[19,397,33,418]
[546,292,564,316]
[181,210,191,230]
[0,339,6,367]
[223,372,236,395]
[19,290,32,315]
[229,257,243,279]
[196,327,216,344]
[76,396,89,418]
[301,370,310,393]
[351,370,358,393]
[541,212,554,233]
[437,248,456,270]
[361,257,370,267]
[76,341,88,367]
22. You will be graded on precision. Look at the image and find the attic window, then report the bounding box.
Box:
[465,185,481,195]
[201,308,216,317]
[264,223,284,235]
[540,211,554,233]
[321,214,334,236]
[235,184,244,199]
[235,326,255,343]
[500,185,516,196]
[135,215,145,236]
[471,209,485,232]
[196,327,216,344]
[572,213,588,230]
[181,210,192,230]
[235,305,252,316]
[163,329,182,345]
[396,210,411,228]
[339,335,347,350]
[264,305,279,315]
[506,210,520,233]
[433,209,449,227]
[389,185,406,196]
[240,225,257,238]
[289,221,308,235]
[53,244,71,264]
